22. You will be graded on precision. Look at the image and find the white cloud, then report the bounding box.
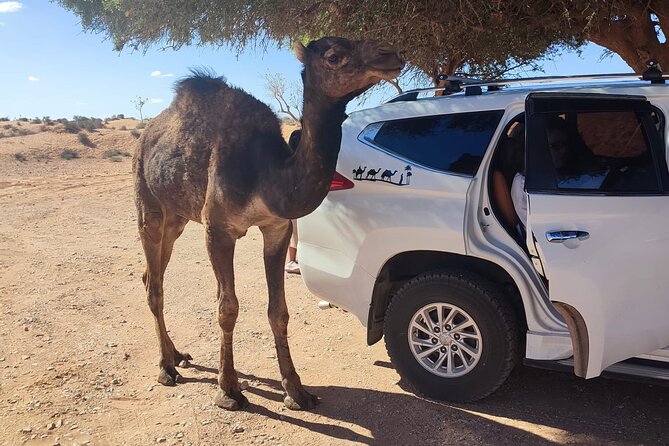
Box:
[0,2,23,13]
[0,22,5,26]
[148,98,164,104]
[150,70,174,78]
[28,75,38,81]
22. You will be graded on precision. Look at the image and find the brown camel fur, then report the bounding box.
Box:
[133,37,404,411]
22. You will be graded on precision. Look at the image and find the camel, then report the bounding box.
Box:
[381,169,397,181]
[353,165,367,179]
[366,168,382,180]
[133,37,404,412]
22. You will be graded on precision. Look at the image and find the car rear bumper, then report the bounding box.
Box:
[299,240,375,326]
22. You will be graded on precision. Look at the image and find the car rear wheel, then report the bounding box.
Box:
[384,270,519,402]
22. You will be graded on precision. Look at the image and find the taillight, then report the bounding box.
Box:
[329,171,355,191]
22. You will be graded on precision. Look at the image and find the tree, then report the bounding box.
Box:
[57,1,668,84]
[132,96,148,123]
[528,1,669,73]
[264,72,301,123]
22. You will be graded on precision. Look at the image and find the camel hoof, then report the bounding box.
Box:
[215,389,249,411]
[157,366,182,386]
[284,391,319,411]
[174,351,193,367]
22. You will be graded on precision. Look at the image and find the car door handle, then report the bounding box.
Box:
[546,230,590,243]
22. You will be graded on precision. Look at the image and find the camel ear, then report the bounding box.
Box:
[293,41,308,64]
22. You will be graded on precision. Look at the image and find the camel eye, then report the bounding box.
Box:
[327,54,340,64]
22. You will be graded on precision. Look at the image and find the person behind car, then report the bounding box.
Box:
[285,127,302,274]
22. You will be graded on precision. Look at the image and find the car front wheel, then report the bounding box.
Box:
[384,270,519,402]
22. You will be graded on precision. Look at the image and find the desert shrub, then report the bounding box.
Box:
[103,149,131,158]
[120,125,128,131]
[31,117,42,124]
[102,149,131,162]
[14,152,27,162]
[0,117,9,121]
[79,120,103,132]
[35,153,51,162]
[60,149,79,160]
[16,121,21,126]
[77,131,96,148]
[61,117,104,133]
[63,121,80,133]
[16,128,31,136]
[2,124,12,130]
[136,122,146,129]
[39,125,48,132]
[130,129,141,139]
[18,117,28,122]
[72,116,104,132]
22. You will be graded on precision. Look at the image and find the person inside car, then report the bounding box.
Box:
[511,115,571,231]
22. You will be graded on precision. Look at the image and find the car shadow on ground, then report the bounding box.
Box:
[213,364,669,446]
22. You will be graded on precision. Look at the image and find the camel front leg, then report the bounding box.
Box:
[261,220,319,410]
[205,223,248,411]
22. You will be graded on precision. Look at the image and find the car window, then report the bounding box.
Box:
[543,111,661,193]
[368,110,504,176]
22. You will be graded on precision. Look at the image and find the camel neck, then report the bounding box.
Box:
[265,92,348,219]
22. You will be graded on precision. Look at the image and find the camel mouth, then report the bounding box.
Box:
[369,67,404,83]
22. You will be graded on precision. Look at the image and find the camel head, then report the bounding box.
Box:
[294,37,404,101]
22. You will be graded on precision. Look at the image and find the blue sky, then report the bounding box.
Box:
[1,1,633,120]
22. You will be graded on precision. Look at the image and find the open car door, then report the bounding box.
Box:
[525,92,669,378]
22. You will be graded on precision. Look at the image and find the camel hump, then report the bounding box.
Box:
[175,67,228,99]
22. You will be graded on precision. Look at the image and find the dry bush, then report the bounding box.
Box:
[14,153,27,162]
[78,132,96,148]
[60,149,80,160]
[102,149,131,162]
[130,129,141,139]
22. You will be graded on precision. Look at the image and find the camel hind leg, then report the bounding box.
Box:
[138,203,191,386]
[260,219,318,410]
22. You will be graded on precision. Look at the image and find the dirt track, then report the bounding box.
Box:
[1,156,668,446]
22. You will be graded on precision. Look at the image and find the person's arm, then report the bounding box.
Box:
[492,170,519,229]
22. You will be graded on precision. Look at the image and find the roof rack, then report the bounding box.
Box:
[387,70,669,103]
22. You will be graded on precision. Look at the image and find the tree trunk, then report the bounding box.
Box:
[579,3,669,73]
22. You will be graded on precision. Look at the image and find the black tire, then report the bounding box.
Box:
[384,270,518,403]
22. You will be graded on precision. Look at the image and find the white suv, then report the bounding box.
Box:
[299,71,669,402]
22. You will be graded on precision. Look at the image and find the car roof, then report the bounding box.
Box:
[348,81,669,126]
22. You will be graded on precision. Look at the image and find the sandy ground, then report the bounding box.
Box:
[1,124,668,446]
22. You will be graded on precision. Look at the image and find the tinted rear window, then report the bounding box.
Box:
[372,110,504,175]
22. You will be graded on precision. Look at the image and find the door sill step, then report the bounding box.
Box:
[524,357,669,386]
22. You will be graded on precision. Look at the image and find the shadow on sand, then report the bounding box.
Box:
[182,361,669,445]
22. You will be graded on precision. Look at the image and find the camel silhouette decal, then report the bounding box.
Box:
[352,164,412,186]
[352,165,367,179]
